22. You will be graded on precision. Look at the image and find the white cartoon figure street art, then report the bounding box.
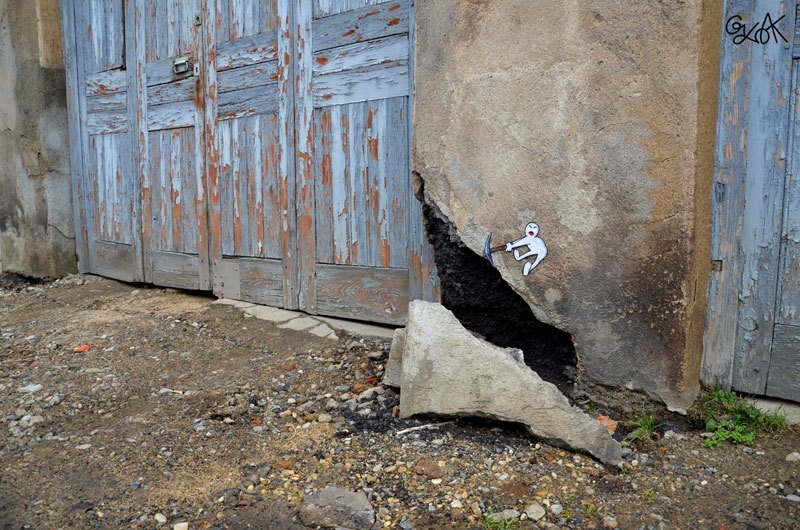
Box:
[505,222,548,276]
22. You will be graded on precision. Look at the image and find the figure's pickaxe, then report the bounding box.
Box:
[484,232,506,266]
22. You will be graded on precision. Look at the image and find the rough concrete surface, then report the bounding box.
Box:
[398,301,622,465]
[0,0,75,278]
[413,0,720,411]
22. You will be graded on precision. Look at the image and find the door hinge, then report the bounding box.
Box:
[711,259,723,272]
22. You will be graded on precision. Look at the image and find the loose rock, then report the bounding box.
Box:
[299,487,375,530]
[397,301,622,465]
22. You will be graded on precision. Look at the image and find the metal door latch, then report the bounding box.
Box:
[172,55,198,76]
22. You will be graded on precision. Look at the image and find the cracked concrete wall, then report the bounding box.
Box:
[0,0,76,278]
[413,0,720,411]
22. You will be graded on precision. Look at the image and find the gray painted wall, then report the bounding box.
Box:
[413,0,720,411]
[0,0,76,278]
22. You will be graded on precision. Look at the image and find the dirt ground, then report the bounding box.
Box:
[1,274,799,530]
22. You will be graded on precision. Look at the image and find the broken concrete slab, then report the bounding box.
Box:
[277,316,320,331]
[308,323,338,341]
[299,487,375,530]
[315,316,396,339]
[213,298,255,309]
[398,301,622,465]
[382,328,405,388]
[243,305,297,322]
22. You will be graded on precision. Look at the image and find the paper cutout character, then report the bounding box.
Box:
[506,222,548,276]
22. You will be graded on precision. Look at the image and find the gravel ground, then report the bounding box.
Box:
[1,275,799,530]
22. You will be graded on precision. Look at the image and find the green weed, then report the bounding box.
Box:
[626,414,657,442]
[701,390,787,448]
[482,512,519,530]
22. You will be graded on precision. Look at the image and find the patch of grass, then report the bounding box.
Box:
[482,512,519,530]
[700,390,787,448]
[625,414,657,442]
[643,487,656,500]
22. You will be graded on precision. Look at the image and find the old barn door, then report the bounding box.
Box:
[209,0,436,324]
[64,0,437,325]
[140,0,211,290]
[63,0,210,289]
[207,0,294,308]
[705,0,800,401]
[62,0,143,282]
[299,0,425,324]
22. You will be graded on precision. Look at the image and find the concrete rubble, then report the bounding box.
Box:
[392,301,622,466]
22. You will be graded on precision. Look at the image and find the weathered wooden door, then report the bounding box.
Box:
[62,0,210,289]
[63,0,437,325]
[62,0,143,282]
[705,0,800,401]
[140,0,211,290]
[207,0,437,324]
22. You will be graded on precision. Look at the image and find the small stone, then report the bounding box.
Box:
[525,502,546,521]
[154,513,168,524]
[487,509,520,523]
[450,499,463,509]
[413,459,443,479]
[551,503,563,516]
[273,459,294,470]
[470,501,482,517]
[786,494,800,502]
[173,523,189,530]
[430,478,443,485]
[17,383,42,394]
[75,444,92,450]
[785,452,800,462]
[299,487,375,530]
[603,515,618,528]
[318,413,333,423]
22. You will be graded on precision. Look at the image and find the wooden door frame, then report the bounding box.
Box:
[703,0,796,393]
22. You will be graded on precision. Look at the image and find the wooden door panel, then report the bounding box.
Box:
[217,1,277,42]
[63,0,142,282]
[141,0,209,290]
[80,0,125,74]
[316,264,409,322]
[312,0,405,32]
[87,133,134,246]
[209,0,291,306]
[767,324,800,401]
[145,1,201,62]
[297,0,423,324]
[218,115,282,259]
[313,98,409,269]
[147,128,200,254]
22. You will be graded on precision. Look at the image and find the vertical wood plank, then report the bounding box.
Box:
[314,106,334,264]
[296,0,317,312]
[278,0,298,309]
[731,0,793,394]
[60,0,91,273]
[206,0,224,294]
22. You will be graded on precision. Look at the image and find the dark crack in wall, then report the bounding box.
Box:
[422,200,577,394]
